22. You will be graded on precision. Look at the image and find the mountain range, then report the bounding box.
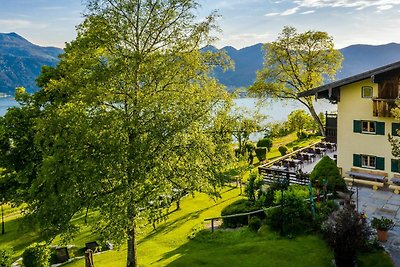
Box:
[2,32,400,94]
[0,33,62,94]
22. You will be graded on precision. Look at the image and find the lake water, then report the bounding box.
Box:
[0,97,337,121]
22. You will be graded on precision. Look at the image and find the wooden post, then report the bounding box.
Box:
[211,219,214,233]
[85,249,94,267]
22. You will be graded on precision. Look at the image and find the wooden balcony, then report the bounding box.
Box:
[372,98,397,117]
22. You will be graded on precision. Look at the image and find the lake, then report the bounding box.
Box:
[0,97,336,121]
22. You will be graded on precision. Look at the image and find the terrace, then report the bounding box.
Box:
[258,140,337,185]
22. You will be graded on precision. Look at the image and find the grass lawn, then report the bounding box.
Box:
[63,186,393,267]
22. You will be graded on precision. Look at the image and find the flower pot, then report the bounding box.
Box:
[377,229,389,242]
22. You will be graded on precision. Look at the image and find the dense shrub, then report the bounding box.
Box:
[22,242,50,267]
[254,147,267,162]
[245,142,255,153]
[245,172,264,203]
[322,206,372,267]
[297,130,309,140]
[266,187,312,235]
[248,216,262,232]
[221,199,261,228]
[256,182,280,208]
[278,145,288,156]
[292,146,300,152]
[309,156,346,192]
[257,138,273,151]
[0,247,13,267]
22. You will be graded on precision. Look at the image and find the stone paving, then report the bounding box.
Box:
[353,186,400,266]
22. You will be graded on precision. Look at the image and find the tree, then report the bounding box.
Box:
[322,206,371,267]
[286,109,312,135]
[0,1,234,266]
[231,108,265,156]
[250,26,343,136]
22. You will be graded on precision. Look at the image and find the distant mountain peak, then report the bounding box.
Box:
[0,32,63,94]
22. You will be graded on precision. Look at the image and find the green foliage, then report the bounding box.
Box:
[287,110,313,136]
[264,122,290,138]
[244,172,264,203]
[266,186,312,234]
[309,156,346,192]
[250,26,343,136]
[248,216,262,232]
[278,145,288,156]
[22,242,50,267]
[296,130,309,140]
[221,199,260,228]
[371,216,395,231]
[322,207,372,267]
[1,1,236,266]
[254,147,267,162]
[257,138,273,151]
[245,142,255,153]
[0,247,13,267]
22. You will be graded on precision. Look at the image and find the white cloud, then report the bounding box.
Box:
[265,12,280,16]
[301,10,315,14]
[0,19,47,30]
[293,0,400,11]
[281,7,300,15]
[377,4,393,11]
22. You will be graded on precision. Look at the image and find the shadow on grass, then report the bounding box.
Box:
[138,191,240,244]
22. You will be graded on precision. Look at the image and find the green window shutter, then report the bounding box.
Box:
[376,122,385,135]
[353,154,361,167]
[391,159,399,173]
[353,120,361,133]
[392,123,400,136]
[376,157,385,170]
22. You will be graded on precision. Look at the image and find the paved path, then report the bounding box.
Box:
[353,186,400,266]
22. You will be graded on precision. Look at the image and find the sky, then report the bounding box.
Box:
[1,0,400,49]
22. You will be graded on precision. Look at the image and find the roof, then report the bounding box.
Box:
[298,60,400,98]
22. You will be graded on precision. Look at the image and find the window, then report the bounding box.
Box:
[362,121,376,133]
[392,123,400,136]
[354,154,385,170]
[353,120,385,135]
[361,155,376,168]
[362,86,373,98]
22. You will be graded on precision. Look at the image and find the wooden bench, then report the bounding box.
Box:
[388,174,400,194]
[345,167,386,190]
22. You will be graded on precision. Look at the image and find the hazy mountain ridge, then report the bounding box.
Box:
[212,42,400,90]
[2,32,400,94]
[0,32,63,94]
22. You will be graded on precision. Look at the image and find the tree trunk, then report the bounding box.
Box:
[127,224,138,267]
[305,100,325,137]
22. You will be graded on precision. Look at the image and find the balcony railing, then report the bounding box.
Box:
[372,98,397,117]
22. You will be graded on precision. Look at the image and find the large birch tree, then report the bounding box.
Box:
[0,1,233,266]
[250,26,343,136]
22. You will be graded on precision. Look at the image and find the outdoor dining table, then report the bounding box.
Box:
[283,158,303,170]
[299,152,316,162]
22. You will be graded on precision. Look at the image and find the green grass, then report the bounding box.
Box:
[0,186,394,267]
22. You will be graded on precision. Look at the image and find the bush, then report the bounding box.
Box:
[221,199,260,228]
[22,242,50,267]
[297,130,309,140]
[322,206,372,267]
[257,138,273,151]
[266,187,312,235]
[0,247,13,267]
[309,156,346,192]
[245,172,264,203]
[278,146,288,156]
[248,216,262,232]
[245,142,255,153]
[254,147,267,162]
[292,146,299,152]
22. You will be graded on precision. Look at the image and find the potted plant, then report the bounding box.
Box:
[371,216,395,242]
